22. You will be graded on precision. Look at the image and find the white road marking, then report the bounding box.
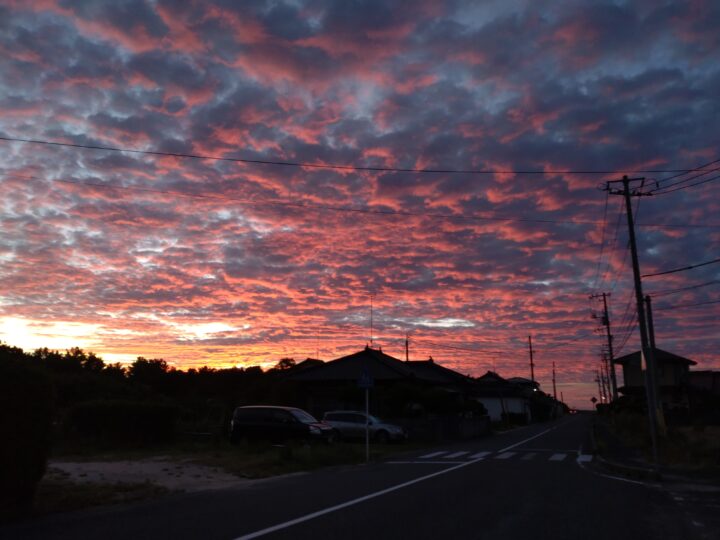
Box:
[386,461,468,465]
[495,452,516,459]
[469,451,491,459]
[419,451,448,459]
[549,453,567,462]
[575,452,658,487]
[235,424,560,539]
[444,451,470,459]
[577,454,593,463]
[521,453,536,460]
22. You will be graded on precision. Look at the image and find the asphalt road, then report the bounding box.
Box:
[1,414,708,540]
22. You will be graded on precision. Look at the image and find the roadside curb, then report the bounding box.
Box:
[593,453,662,481]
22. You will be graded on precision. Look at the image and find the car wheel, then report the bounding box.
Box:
[374,430,389,444]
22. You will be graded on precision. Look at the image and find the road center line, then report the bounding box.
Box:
[234,424,558,540]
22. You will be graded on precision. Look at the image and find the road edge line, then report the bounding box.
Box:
[234,424,558,540]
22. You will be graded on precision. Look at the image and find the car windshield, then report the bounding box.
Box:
[291,409,319,424]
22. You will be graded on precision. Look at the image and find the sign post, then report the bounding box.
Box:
[357,369,374,464]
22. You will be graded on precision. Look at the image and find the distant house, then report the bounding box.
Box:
[474,371,533,423]
[506,377,540,392]
[283,346,473,413]
[613,347,697,409]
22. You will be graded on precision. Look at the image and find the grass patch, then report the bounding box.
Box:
[51,437,434,478]
[33,468,169,516]
[193,440,433,478]
[603,413,720,473]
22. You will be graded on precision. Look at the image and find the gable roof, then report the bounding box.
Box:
[476,371,508,385]
[285,346,415,382]
[613,347,697,366]
[284,346,472,388]
[405,359,472,386]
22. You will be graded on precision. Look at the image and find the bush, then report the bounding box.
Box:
[65,399,179,444]
[0,353,53,521]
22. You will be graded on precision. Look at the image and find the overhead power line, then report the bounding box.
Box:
[649,279,720,297]
[648,161,720,195]
[653,158,720,188]
[0,135,712,175]
[650,172,720,195]
[642,257,720,278]
[654,299,720,310]
[6,173,720,230]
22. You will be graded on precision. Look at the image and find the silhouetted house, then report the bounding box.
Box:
[283,346,482,433]
[506,376,540,392]
[613,347,696,409]
[282,358,324,373]
[474,371,532,423]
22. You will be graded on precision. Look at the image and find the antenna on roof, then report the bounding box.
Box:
[369,293,375,348]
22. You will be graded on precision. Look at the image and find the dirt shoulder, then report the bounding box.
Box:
[48,456,253,492]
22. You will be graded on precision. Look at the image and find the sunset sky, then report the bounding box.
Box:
[1,0,719,408]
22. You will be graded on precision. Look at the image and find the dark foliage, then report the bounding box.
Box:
[0,345,53,521]
[65,399,179,444]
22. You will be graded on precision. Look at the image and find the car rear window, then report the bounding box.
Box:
[290,409,319,424]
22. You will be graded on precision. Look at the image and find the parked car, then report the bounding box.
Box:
[230,405,336,444]
[322,411,407,443]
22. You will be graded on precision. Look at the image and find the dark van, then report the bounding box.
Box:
[230,406,336,444]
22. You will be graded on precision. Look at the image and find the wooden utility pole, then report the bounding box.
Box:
[405,332,409,362]
[606,176,662,466]
[591,292,618,400]
[552,360,557,400]
[528,335,535,383]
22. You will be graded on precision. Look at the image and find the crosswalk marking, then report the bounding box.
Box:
[419,451,448,459]
[444,451,470,459]
[395,449,590,465]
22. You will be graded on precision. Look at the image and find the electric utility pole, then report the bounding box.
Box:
[600,358,610,402]
[591,292,618,400]
[528,335,535,383]
[606,176,661,467]
[645,295,657,348]
[595,369,604,403]
[552,360,557,401]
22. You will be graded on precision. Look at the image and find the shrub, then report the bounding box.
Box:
[65,399,179,444]
[0,353,53,521]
